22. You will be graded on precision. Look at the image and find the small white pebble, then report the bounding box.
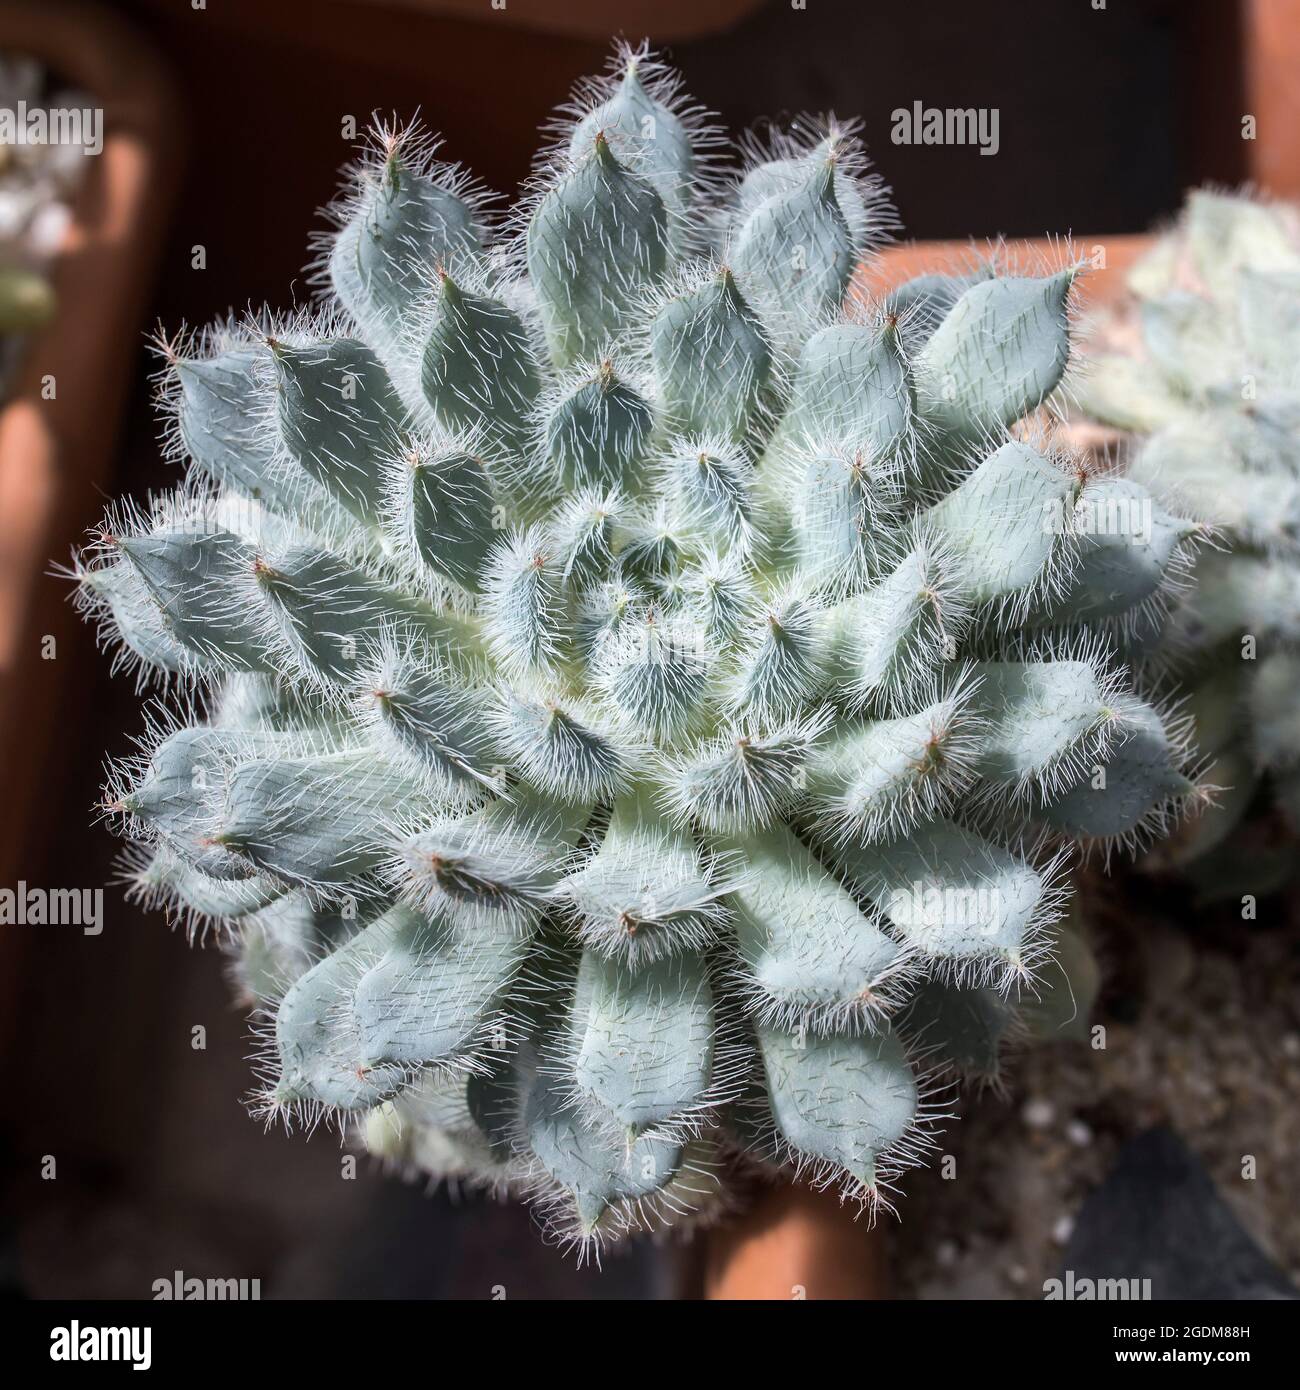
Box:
[1052,1214,1075,1245]
[1066,1119,1093,1147]
[1022,1098,1055,1129]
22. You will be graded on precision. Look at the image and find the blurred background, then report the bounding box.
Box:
[0,0,1297,1300]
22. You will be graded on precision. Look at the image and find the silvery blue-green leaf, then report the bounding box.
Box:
[419,275,540,453]
[680,548,756,647]
[1139,292,1233,397]
[352,902,529,1069]
[928,441,1076,612]
[899,977,1018,1078]
[568,58,694,258]
[789,439,900,593]
[806,685,978,840]
[235,889,365,1002]
[544,361,653,492]
[216,749,435,885]
[255,545,469,683]
[528,134,668,368]
[173,348,278,500]
[481,526,570,676]
[768,318,911,465]
[493,688,627,803]
[560,784,728,961]
[718,822,907,1033]
[730,156,855,354]
[969,658,1116,797]
[329,151,482,353]
[657,717,819,832]
[118,531,274,672]
[122,725,286,866]
[728,591,827,721]
[129,840,288,923]
[591,605,710,739]
[567,949,716,1136]
[391,441,497,593]
[1183,188,1300,304]
[273,336,405,525]
[757,1021,918,1191]
[79,560,199,676]
[273,919,406,1111]
[521,1045,683,1234]
[914,271,1073,438]
[396,790,591,932]
[367,1067,516,1181]
[884,270,989,352]
[551,489,619,589]
[617,504,690,582]
[1039,696,1193,841]
[365,655,500,793]
[827,818,1056,977]
[661,439,752,550]
[650,269,771,444]
[1031,477,1198,624]
[824,538,969,711]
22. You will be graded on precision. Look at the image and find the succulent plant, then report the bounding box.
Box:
[1076,190,1300,899]
[74,44,1202,1255]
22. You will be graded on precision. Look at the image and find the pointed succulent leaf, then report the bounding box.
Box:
[561,783,729,961]
[806,682,980,840]
[914,271,1074,438]
[827,818,1059,978]
[396,791,591,932]
[273,921,405,1111]
[387,438,497,592]
[568,57,694,242]
[419,274,540,453]
[1031,476,1199,624]
[651,269,772,443]
[493,688,628,802]
[730,156,855,354]
[544,360,653,492]
[927,441,1076,612]
[216,749,435,885]
[78,560,201,676]
[528,134,669,368]
[272,336,405,525]
[255,545,469,683]
[825,538,971,712]
[329,147,482,353]
[1039,696,1194,841]
[567,949,716,1136]
[768,318,912,466]
[899,977,1017,1079]
[352,901,529,1069]
[757,1021,919,1192]
[720,822,908,1034]
[968,658,1118,798]
[117,530,275,672]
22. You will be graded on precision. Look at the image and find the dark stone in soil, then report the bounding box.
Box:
[1061,1127,1297,1300]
